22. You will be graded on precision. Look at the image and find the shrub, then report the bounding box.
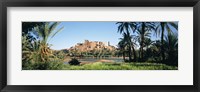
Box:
[68,58,80,65]
[22,61,34,70]
[124,59,131,63]
[22,60,65,70]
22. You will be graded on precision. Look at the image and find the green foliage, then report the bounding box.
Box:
[53,50,66,60]
[23,60,65,70]
[163,33,178,66]
[34,22,64,43]
[116,22,138,62]
[22,34,41,63]
[22,22,45,34]
[68,58,80,65]
[22,22,45,42]
[22,60,34,70]
[23,22,63,62]
[116,22,178,66]
[68,48,116,58]
[22,22,65,70]
[155,22,178,61]
[63,62,177,70]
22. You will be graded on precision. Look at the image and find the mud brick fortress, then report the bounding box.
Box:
[68,40,116,52]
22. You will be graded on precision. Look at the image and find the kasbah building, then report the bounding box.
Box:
[68,40,116,52]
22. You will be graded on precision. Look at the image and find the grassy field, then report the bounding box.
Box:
[62,62,178,70]
[23,60,178,70]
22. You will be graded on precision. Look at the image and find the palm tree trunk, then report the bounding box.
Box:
[141,22,145,62]
[128,45,132,62]
[138,49,141,61]
[127,34,132,62]
[141,39,144,62]
[131,45,137,62]
[161,23,165,61]
[122,51,125,62]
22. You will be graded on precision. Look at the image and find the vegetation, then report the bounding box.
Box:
[22,60,65,70]
[22,22,178,70]
[63,62,177,70]
[68,58,81,65]
[116,22,178,66]
[22,22,64,69]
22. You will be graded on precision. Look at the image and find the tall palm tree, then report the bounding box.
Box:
[151,40,162,62]
[34,22,64,62]
[116,22,137,61]
[118,37,126,61]
[135,22,155,62]
[116,22,136,35]
[164,33,178,65]
[131,35,138,62]
[155,22,178,61]
[136,28,151,61]
[116,22,136,61]
[119,33,132,61]
[35,22,64,43]
[164,33,178,53]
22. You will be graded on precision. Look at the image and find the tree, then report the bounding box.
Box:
[134,22,155,62]
[164,33,178,66]
[150,40,162,62]
[22,22,45,42]
[144,38,154,50]
[155,22,178,61]
[118,34,127,61]
[22,34,40,63]
[116,22,137,62]
[22,22,45,34]
[143,38,154,60]
[33,22,64,62]
[34,22,64,43]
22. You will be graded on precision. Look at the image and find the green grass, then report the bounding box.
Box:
[23,61,178,70]
[62,62,178,70]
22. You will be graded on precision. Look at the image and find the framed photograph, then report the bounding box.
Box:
[0,0,199,92]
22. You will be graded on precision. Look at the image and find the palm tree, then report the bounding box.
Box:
[164,33,178,65]
[151,40,162,62]
[116,22,131,61]
[33,22,64,62]
[135,22,155,62]
[116,22,136,34]
[144,38,154,50]
[34,22,64,43]
[143,38,154,60]
[136,28,151,61]
[116,22,137,61]
[118,34,128,61]
[155,22,178,61]
[131,35,138,62]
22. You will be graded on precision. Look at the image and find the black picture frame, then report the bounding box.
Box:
[0,0,199,92]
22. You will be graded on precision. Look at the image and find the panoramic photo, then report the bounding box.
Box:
[22,22,178,70]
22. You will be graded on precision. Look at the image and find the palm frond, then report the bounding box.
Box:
[166,24,174,35]
[50,26,64,39]
[168,22,178,31]
[48,22,61,36]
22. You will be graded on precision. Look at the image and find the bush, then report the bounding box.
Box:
[22,60,65,70]
[68,58,80,65]
[22,61,34,70]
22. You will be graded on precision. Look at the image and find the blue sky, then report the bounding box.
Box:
[47,22,178,50]
[48,22,122,50]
